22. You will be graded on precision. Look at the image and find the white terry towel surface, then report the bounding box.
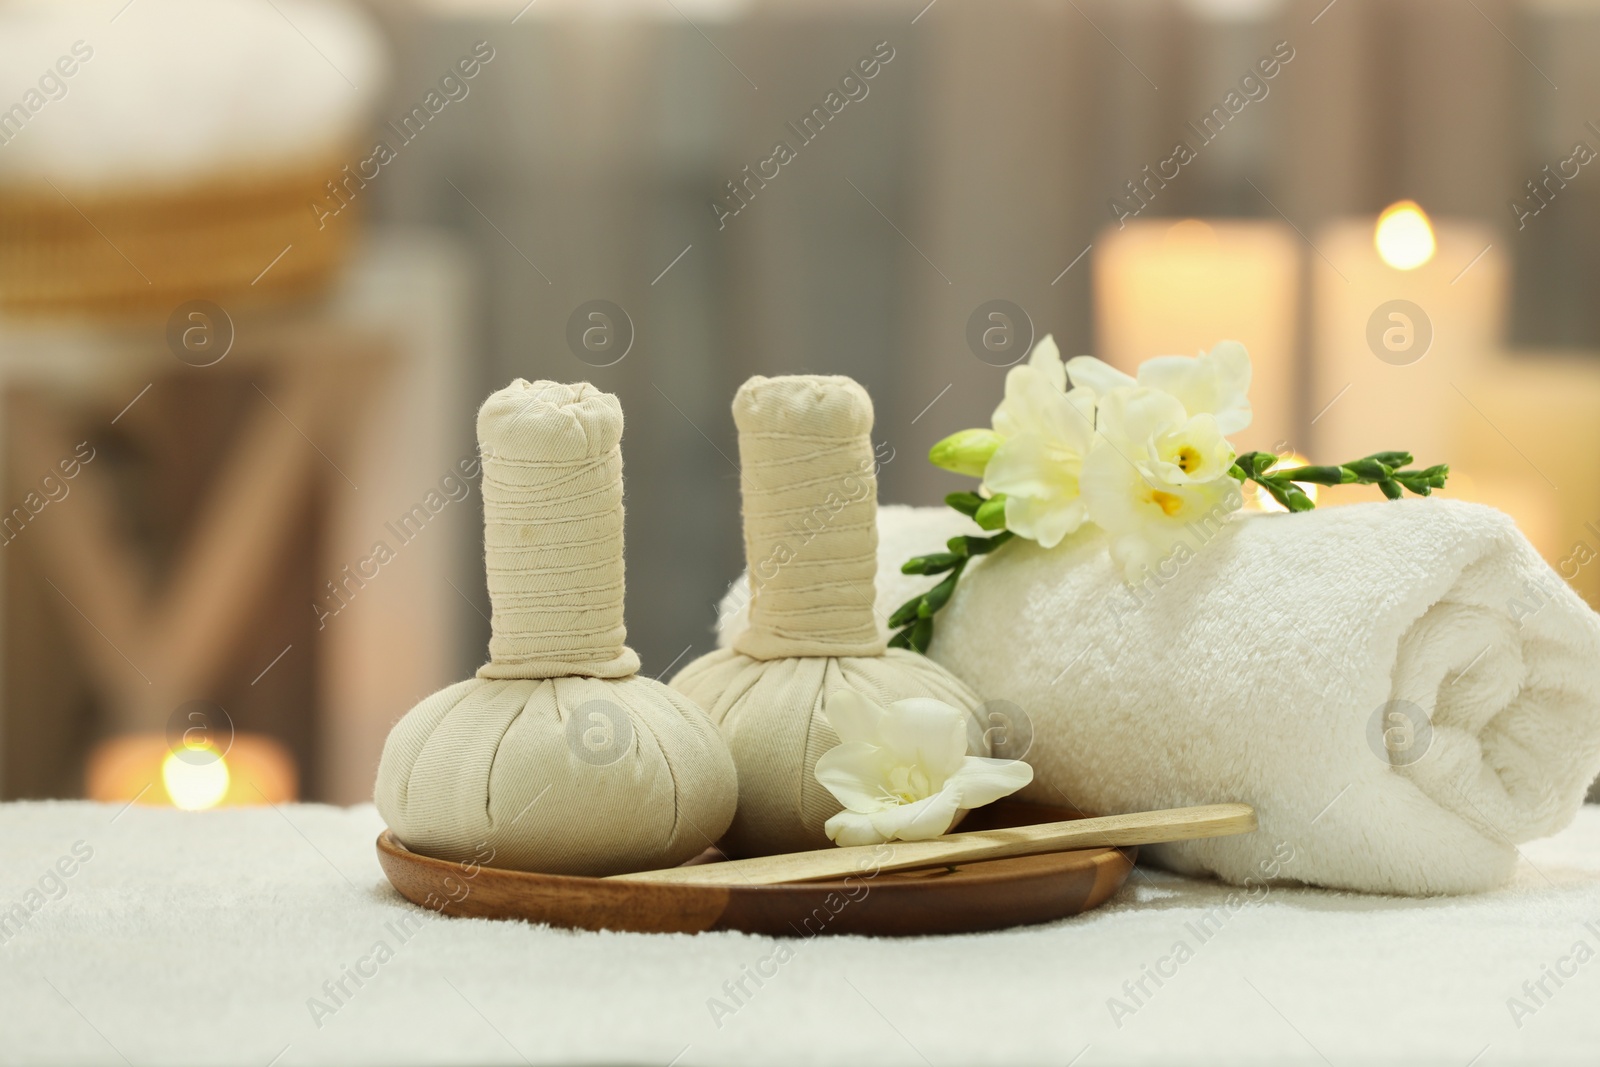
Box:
[716,498,1600,895]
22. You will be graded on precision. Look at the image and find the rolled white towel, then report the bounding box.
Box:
[715,499,1600,895]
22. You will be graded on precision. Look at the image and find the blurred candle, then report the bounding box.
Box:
[1095,218,1300,454]
[1446,353,1600,610]
[1310,201,1505,468]
[86,732,298,808]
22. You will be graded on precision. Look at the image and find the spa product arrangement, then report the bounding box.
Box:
[377,343,1600,930]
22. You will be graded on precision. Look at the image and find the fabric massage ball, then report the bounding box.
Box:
[670,374,990,857]
[375,379,738,876]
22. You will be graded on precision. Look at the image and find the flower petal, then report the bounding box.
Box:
[1137,342,1253,435]
[821,687,884,746]
[868,785,964,842]
[948,756,1035,809]
[814,741,892,813]
[982,432,1061,499]
[1065,354,1135,395]
[1082,453,1244,580]
[825,808,889,847]
[1095,386,1189,458]
[1028,334,1067,393]
[1003,491,1086,550]
[1057,384,1099,452]
[1147,413,1236,485]
[875,698,969,779]
[991,364,1057,439]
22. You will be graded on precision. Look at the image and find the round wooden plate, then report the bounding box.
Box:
[376,801,1135,936]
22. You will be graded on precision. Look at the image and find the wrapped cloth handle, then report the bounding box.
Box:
[475,379,640,680]
[732,375,886,661]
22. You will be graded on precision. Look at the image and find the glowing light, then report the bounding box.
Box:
[161,745,231,810]
[1164,218,1219,248]
[1374,201,1436,271]
[1253,452,1320,513]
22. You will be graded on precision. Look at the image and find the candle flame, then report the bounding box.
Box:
[161,744,231,810]
[1374,200,1436,270]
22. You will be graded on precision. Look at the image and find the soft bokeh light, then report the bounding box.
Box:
[1374,200,1437,270]
[161,744,232,810]
[86,733,295,808]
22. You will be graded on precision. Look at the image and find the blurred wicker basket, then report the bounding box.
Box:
[0,154,361,319]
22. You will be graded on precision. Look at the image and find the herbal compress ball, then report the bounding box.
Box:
[670,375,989,857]
[375,379,738,876]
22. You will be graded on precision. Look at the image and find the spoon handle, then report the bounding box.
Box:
[608,802,1257,887]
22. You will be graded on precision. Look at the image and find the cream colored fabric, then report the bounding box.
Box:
[671,375,989,857]
[731,375,885,660]
[475,379,636,680]
[375,380,737,876]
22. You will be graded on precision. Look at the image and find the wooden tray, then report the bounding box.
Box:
[375,800,1135,936]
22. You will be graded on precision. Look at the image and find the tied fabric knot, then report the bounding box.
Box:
[476,379,639,680]
[732,377,885,661]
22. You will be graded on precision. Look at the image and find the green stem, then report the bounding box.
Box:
[890,493,1014,653]
[1229,450,1448,513]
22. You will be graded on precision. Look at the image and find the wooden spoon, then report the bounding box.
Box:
[609,802,1256,887]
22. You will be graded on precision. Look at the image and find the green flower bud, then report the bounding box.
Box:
[1278,465,1345,486]
[888,597,923,629]
[929,429,1001,478]
[902,552,962,575]
[1345,458,1394,480]
[974,495,1007,530]
[944,491,985,517]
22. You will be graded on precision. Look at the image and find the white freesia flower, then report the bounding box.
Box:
[1098,387,1236,487]
[982,334,1098,548]
[814,689,1034,847]
[1081,385,1243,579]
[1066,340,1253,435]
